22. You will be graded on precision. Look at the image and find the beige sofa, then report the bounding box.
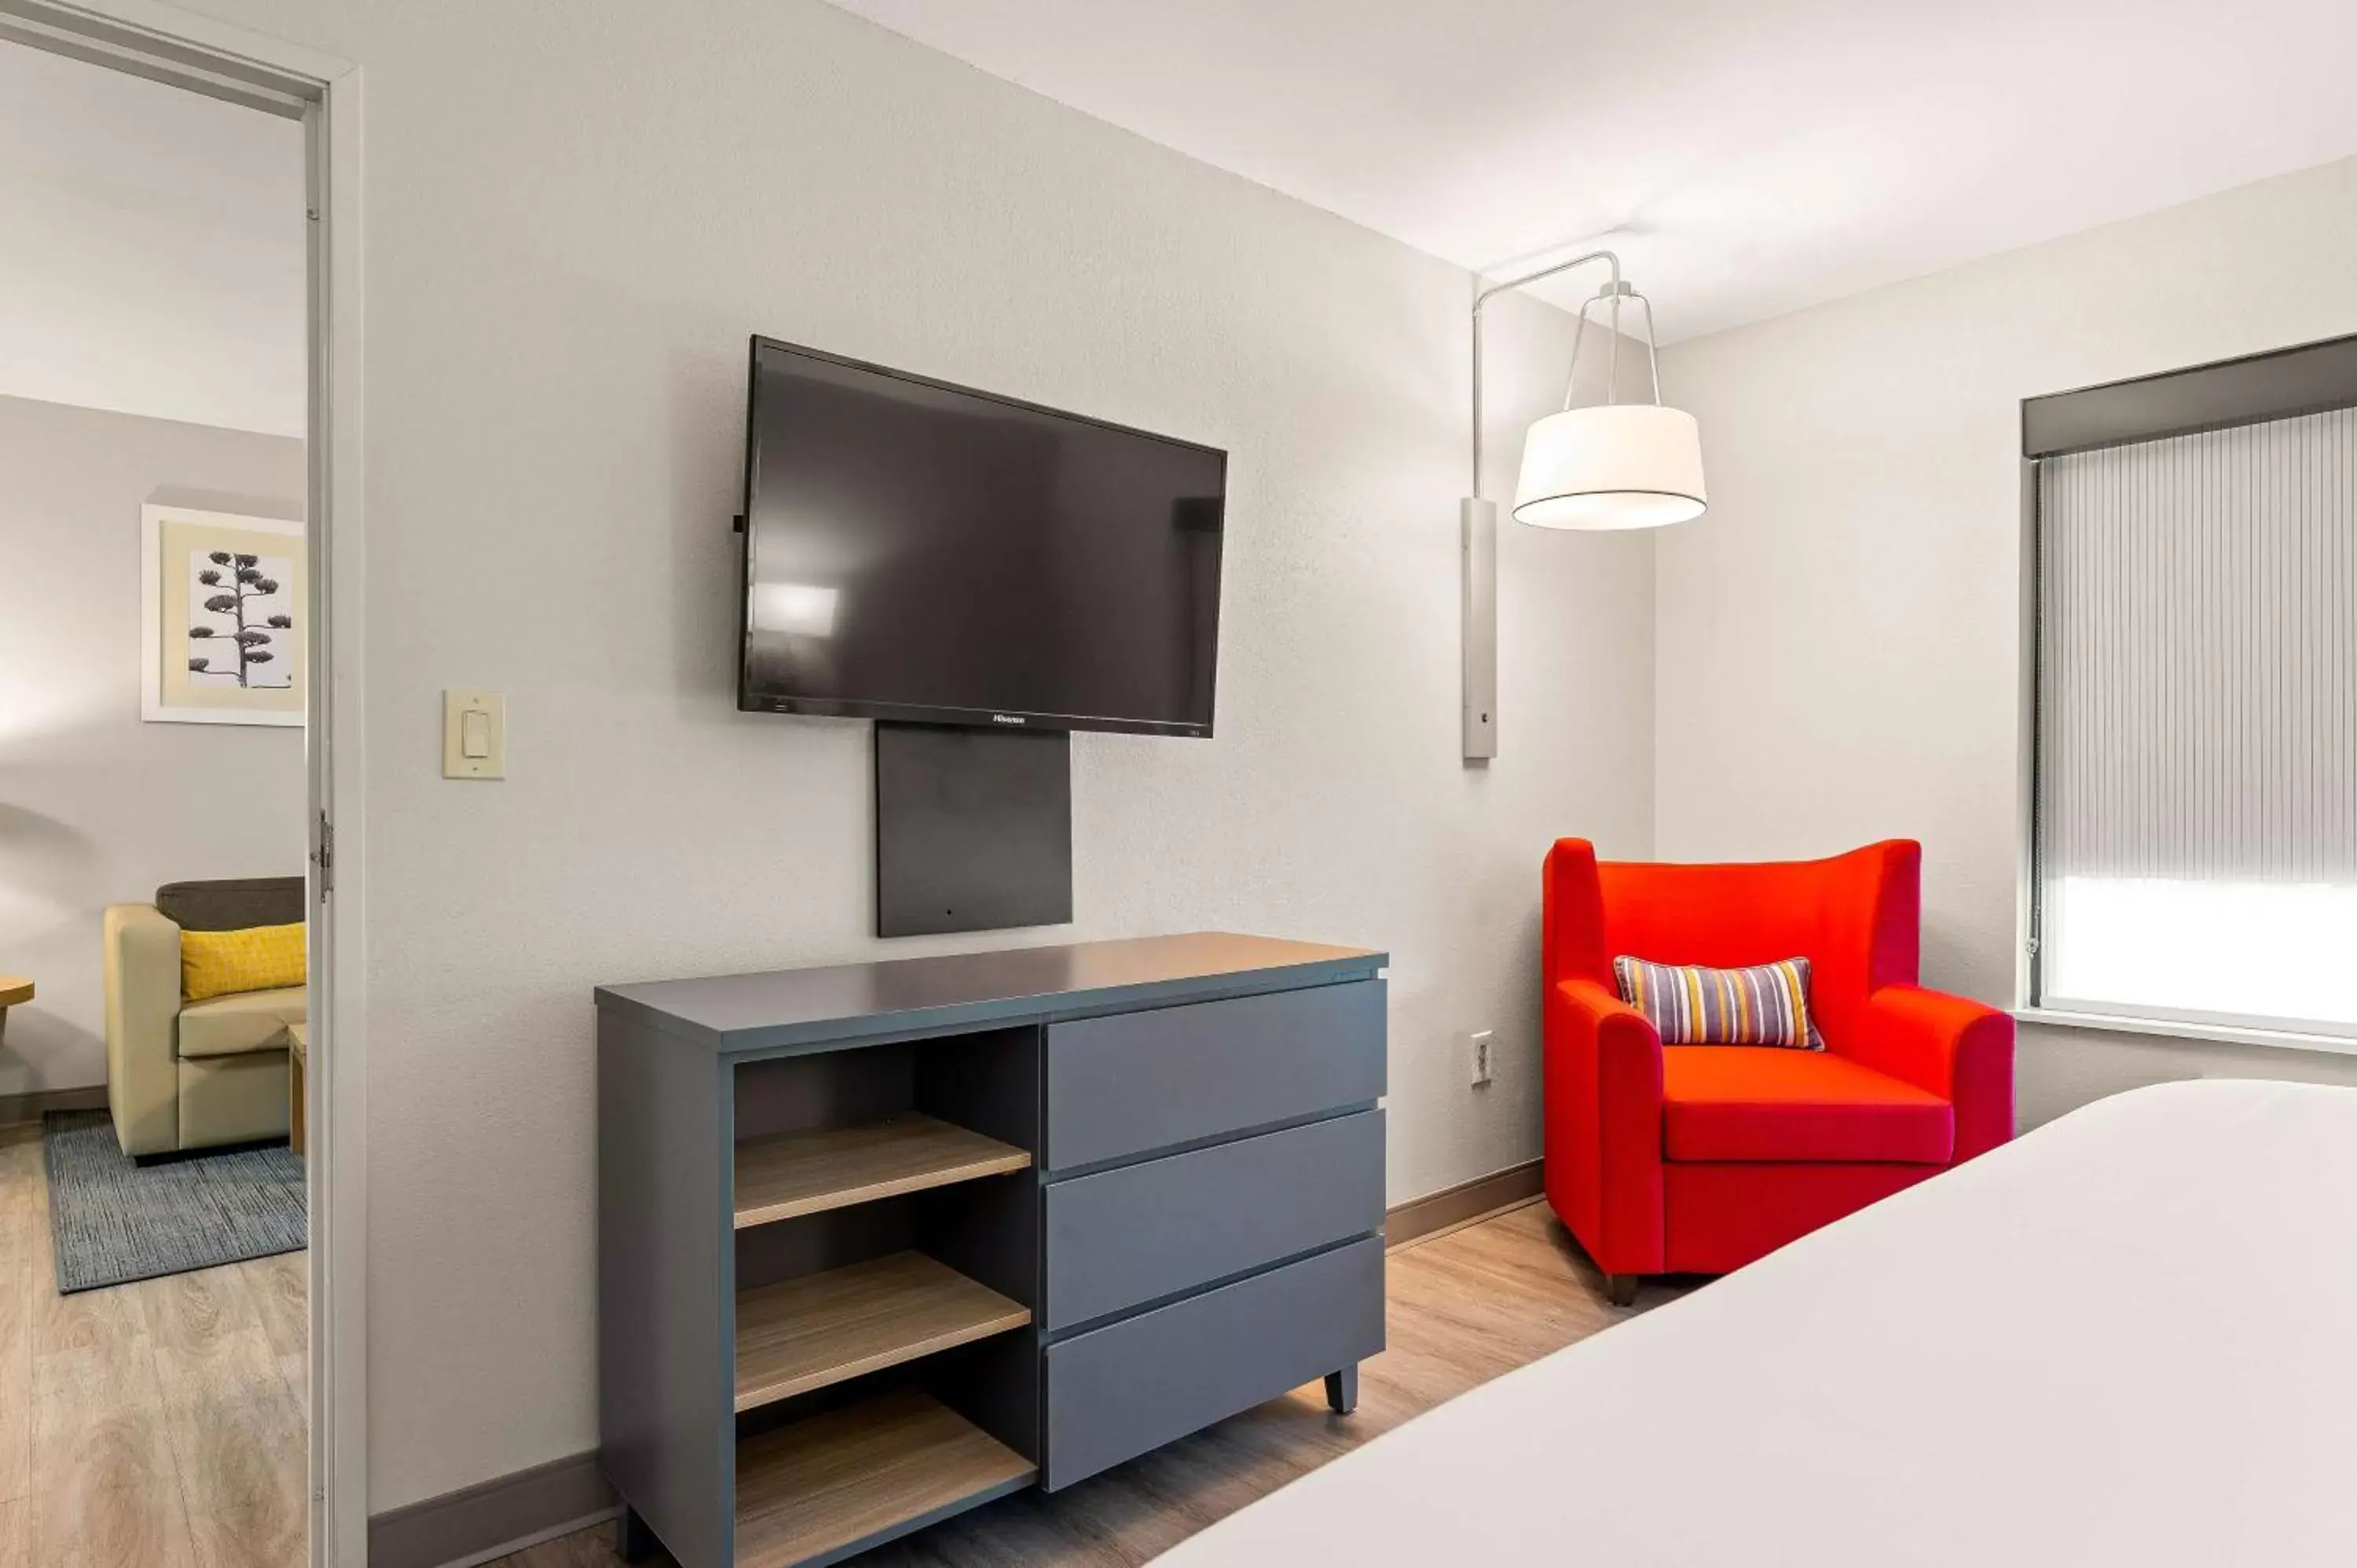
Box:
[104,876,305,1159]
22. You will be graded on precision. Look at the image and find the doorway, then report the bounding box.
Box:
[0,2,363,1563]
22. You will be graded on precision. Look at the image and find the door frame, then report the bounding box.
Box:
[0,3,369,1563]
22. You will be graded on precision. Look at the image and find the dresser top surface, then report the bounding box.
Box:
[596,931,1385,1051]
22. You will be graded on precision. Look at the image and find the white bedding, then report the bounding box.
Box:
[1156,1080,2357,1566]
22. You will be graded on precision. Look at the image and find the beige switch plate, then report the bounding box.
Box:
[442,689,506,779]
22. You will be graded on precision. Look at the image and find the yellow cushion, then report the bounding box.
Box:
[181,921,306,1002]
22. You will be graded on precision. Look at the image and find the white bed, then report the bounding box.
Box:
[1157,1079,2357,1566]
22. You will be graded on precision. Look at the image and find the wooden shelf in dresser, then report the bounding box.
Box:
[735,1251,1030,1412]
[734,1114,1030,1229]
[734,1389,1033,1568]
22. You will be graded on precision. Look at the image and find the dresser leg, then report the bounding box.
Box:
[618,1506,663,1563]
[1324,1365,1359,1415]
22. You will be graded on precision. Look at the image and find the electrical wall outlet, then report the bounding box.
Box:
[1468,1029,1494,1086]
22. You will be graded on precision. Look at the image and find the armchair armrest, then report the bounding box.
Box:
[1851,984,2015,1162]
[104,903,183,1156]
[1556,977,1665,1082]
[1544,978,1667,1274]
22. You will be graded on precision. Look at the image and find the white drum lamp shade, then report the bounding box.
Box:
[1512,403,1707,530]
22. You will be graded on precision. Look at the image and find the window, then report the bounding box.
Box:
[2029,342,2357,1039]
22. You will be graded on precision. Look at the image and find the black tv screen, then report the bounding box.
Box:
[738,339,1226,735]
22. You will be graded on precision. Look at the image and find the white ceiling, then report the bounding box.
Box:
[0,38,305,437]
[827,0,2357,342]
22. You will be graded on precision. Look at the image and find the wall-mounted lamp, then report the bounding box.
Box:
[1461,251,1706,760]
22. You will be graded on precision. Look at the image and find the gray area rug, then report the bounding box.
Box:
[43,1109,306,1293]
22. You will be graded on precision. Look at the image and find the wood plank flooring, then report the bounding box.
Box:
[0,1120,307,1568]
[500,1200,1680,1568]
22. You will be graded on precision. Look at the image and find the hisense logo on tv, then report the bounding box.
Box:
[991,713,1025,725]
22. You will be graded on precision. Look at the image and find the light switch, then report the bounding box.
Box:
[442,690,506,779]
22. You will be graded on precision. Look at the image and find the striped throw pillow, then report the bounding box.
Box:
[1611,955,1823,1050]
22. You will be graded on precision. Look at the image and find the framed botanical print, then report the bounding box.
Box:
[141,504,307,727]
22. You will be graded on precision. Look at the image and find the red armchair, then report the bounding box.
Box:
[1542,838,2013,1302]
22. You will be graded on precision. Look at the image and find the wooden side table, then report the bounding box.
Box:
[0,976,31,1048]
[288,1020,309,1156]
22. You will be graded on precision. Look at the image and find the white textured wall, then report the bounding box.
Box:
[0,41,306,436]
[0,394,309,1094]
[1652,157,2357,1126]
[169,0,1654,1511]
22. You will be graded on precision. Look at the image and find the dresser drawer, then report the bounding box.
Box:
[1044,980,1384,1173]
[1043,1110,1382,1332]
[1043,1234,1384,1490]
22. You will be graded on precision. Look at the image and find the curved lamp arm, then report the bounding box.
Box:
[1461,247,1618,764]
[1470,248,1619,496]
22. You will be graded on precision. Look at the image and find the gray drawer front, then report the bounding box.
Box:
[1045,1111,1383,1332]
[1044,1234,1384,1490]
[1046,980,1384,1173]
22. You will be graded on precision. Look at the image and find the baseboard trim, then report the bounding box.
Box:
[368,1450,615,1568]
[0,1083,107,1128]
[1384,1159,1544,1251]
[370,1160,1549,1568]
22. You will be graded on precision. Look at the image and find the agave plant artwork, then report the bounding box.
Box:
[186,548,295,688]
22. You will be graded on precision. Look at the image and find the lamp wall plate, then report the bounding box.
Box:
[1466,249,1620,764]
[1462,496,1497,760]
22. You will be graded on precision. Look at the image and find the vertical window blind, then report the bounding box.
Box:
[2037,405,2357,1034]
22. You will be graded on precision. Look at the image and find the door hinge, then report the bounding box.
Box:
[313,811,335,898]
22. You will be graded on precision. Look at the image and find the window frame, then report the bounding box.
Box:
[2021,331,2357,1043]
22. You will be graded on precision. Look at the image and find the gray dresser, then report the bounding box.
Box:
[594,932,1388,1568]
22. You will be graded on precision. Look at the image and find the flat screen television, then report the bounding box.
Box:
[738,338,1226,735]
